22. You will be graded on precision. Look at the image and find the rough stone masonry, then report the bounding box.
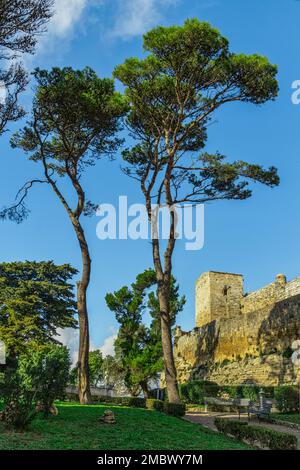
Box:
[174,271,300,386]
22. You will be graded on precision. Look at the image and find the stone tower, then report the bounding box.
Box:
[195,271,244,327]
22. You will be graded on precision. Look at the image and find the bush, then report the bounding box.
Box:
[163,402,186,417]
[274,386,299,413]
[215,418,297,450]
[81,395,146,408]
[179,380,219,404]
[0,347,71,429]
[120,397,146,408]
[241,386,259,402]
[19,345,71,417]
[0,358,37,431]
[146,398,164,411]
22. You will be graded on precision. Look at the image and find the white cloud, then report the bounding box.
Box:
[56,326,117,365]
[49,0,89,38]
[30,0,92,60]
[99,332,117,357]
[55,327,79,366]
[111,0,178,39]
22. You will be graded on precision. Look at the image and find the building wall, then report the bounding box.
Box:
[175,272,300,386]
[195,271,244,327]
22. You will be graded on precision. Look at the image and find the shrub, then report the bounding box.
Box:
[17,345,71,418]
[215,418,297,450]
[0,346,71,429]
[89,395,146,408]
[120,396,146,408]
[274,386,299,413]
[241,386,259,402]
[0,358,37,431]
[163,402,186,417]
[146,398,164,411]
[179,380,219,404]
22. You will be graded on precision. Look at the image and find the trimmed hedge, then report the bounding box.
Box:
[179,380,219,404]
[178,381,277,405]
[163,402,186,417]
[274,386,299,413]
[66,393,146,408]
[215,418,297,450]
[146,399,164,411]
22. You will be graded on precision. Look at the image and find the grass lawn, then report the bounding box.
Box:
[0,402,250,450]
[272,413,300,425]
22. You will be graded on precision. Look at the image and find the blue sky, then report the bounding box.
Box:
[0,0,299,357]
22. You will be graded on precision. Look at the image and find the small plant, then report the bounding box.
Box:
[146,398,164,411]
[121,397,146,408]
[163,402,186,417]
[178,380,219,404]
[274,386,299,413]
[0,346,71,430]
[0,358,37,431]
[215,418,297,450]
[20,345,71,418]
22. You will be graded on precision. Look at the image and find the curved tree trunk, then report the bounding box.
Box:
[158,284,181,404]
[150,204,181,404]
[73,219,92,404]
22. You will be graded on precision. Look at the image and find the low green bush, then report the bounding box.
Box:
[163,402,186,417]
[274,386,299,413]
[179,380,219,404]
[215,418,297,450]
[121,397,146,408]
[0,347,71,430]
[146,398,164,411]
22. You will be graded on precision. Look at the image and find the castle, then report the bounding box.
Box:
[174,271,300,386]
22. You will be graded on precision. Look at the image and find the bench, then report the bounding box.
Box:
[248,401,273,421]
[204,396,234,412]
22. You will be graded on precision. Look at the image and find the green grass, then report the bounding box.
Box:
[0,402,250,450]
[272,413,300,425]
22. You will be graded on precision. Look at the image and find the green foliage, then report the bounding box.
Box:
[18,345,71,417]
[146,398,164,411]
[240,386,258,402]
[0,346,71,429]
[89,350,104,387]
[106,269,185,395]
[6,66,128,223]
[274,386,299,413]
[179,380,219,404]
[0,1,52,160]
[67,394,147,408]
[0,357,37,431]
[12,67,128,174]
[215,418,297,450]
[120,397,146,408]
[114,18,279,210]
[179,383,276,404]
[0,261,77,355]
[163,402,186,417]
[71,349,104,387]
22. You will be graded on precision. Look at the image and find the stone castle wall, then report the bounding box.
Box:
[174,272,300,386]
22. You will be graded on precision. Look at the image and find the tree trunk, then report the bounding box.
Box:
[158,286,181,404]
[140,381,150,399]
[150,205,181,404]
[73,219,92,404]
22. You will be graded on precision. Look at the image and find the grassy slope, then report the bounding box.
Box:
[272,413,300,425]
[0,402,250,450]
